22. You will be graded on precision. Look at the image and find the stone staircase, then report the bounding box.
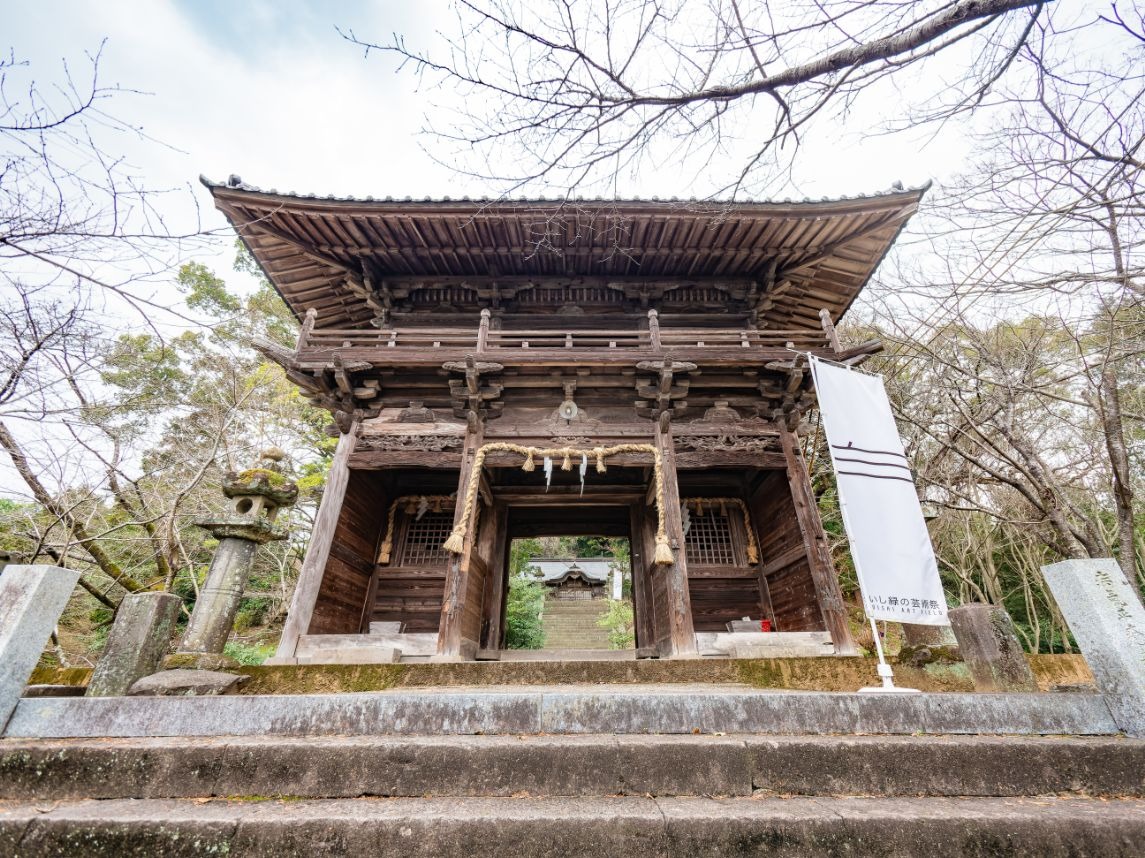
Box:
[2,726,1143,855]
[540,598,614,650]
[3,683,1145,855]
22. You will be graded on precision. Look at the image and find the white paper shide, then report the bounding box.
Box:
[809,356,949,625]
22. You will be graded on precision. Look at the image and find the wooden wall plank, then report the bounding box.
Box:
[308,468,388,635]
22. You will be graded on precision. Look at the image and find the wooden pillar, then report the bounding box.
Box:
[479,500,509,650]
[436,419,485,659]
[654,416,697,657]
[274,420,358,661]
[629,502,656,650]
[778,425,857,654]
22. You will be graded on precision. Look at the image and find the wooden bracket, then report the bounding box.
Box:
[444,357,505,421]
[635,358,696,420]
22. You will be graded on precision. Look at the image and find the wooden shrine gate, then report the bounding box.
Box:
[204,184,925,663]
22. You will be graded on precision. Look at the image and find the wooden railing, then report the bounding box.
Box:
[296,308,831,360]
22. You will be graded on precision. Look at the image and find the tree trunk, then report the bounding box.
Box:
[1098,368,1139,588]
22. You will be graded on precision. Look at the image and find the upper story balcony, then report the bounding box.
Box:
[292,309,850,370]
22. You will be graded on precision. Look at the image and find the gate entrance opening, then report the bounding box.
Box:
[501,509,635,658]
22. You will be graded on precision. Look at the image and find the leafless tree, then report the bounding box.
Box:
[0,44,209,602]
[346,0,1047,195]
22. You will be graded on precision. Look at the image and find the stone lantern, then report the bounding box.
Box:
[172,451,298,667]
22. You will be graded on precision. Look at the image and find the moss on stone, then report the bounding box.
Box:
[224,468,299,505]
[235,468,288,487]
[897,644,963,667]
[27,654,1090,696]
[237,664,410,694]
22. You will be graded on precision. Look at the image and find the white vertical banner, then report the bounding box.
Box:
[809,355,948,625]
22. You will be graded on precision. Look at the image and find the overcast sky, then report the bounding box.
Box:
[6,0,973,293]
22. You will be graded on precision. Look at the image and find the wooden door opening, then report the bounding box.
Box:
[482,503,649,655]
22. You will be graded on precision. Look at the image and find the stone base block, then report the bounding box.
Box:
[127,669,249,697]
[298,633,438,659]
[299,647,401,665]
[697,631,835,658]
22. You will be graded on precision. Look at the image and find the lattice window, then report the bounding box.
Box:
[399,512,454,566]
[684,510,736,565]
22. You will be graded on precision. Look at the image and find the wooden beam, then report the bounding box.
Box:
[778,425,857,655]
[675,452,787,470]
[274,420,359,660]
[654,416,698,657]
[819,308,842,354]
[349,451,463,469]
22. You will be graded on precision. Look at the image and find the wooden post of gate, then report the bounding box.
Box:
[654,413,697,657]
[779,424,857,655]
[436,417,485,659]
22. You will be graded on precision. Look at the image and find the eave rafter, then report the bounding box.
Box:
[209,182,927,331]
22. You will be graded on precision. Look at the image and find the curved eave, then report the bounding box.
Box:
[205,179,927,329]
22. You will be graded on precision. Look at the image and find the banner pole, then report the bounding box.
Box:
[858,616,919,693]
[806,354,924,694]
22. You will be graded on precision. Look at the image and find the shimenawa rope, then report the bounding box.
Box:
[443,443,675,565]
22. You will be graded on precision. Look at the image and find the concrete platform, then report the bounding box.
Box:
[2,795,1143,857]
[3,685,1119,738]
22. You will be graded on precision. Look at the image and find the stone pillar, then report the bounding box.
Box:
[1042,559,1145,737]
[87,592,181,697]
[0,565,79,731]
[948,603,1037,692]
[174,461,297,667]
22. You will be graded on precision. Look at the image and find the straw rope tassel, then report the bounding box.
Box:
[442,442,675,565]
[377,499,401,564]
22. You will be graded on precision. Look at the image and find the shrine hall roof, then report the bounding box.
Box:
[203,176,928,330]
[529,558,614,584]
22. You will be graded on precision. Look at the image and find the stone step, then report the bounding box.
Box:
[501,650,635,662]
[2,795,1143,857]
[3,735,1143,801]
[3,686,1119,738]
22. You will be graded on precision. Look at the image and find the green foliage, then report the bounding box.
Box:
[180,262,242,316]
[223,640,276,665]
[505,578,546,649]
[596,599,635,649]
[509,537,545,577]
